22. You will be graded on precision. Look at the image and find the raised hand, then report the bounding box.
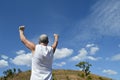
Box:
[19,25,25,31]
[54,34,59,41]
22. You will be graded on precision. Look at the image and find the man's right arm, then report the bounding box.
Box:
[19,26,35,53]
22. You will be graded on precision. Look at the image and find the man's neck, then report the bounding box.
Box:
[40,43,47,46]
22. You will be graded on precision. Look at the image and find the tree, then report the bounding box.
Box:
[6,69,13,77]
[76,61,92,76]
[3,69,14,78]
[3,71,7,76]
[13,68,16,74]
[2,68,18,79]
[18,68,22,73]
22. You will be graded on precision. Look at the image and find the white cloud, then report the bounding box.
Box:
[86,44,99,55]
[54,62,66,67]
[90,46,99,55]
[73,0,120,43]
[71,44,100,61]
[86,44,94,48]
[103,69,117,75]
[54,48,73,59]
[11,50,32,67]
[12,48,73,66]
[90,0,120,37]
[71,48,88,61]
[16,50,26,55]
[87,56,100,61]
[1,55,8,60]
[111,54,120,61]
[0,60,8,68]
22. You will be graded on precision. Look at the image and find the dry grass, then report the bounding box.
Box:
[0,69,112,80]
[53,70,112,80]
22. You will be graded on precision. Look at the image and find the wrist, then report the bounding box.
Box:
[19,30,24,33]
[54,40,58,42]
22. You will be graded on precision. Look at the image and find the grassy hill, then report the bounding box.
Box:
[0,69,112,80]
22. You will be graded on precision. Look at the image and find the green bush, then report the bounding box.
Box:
[87,75,92,80]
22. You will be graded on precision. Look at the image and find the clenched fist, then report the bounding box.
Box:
[19,26,25,31]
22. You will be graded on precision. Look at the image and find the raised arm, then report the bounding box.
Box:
[19,26,35,53]
[52,34,59,53]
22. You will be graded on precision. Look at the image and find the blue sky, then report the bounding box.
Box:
[0,0,120,80]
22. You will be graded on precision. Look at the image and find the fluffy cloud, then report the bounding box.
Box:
[54,48,73,59]
[86,44,95,48]
[103,69,117,75]
[71,48,88,61]
[16,50,26,55]
[86,44,99,55]
[12,48,73,66]
[54,62,66,67]
[1,55,8,60]
[11,50,32,67]
[0,60,8,68]
[90,46,99,55]
[71,44,100,61]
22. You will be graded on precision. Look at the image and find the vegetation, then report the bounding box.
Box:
[0,62,112,80]
[76,61,92,80]
[53,70,112,80]
[0,69,112,80]
[1,68,22,80]
[76,61,92,76]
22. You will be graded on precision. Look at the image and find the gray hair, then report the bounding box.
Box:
[39,34,49,44]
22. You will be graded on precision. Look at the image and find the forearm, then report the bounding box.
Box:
[52,37,58,48]
[52,40,58,48]
[52,41,58,53]
[52,34,59,53]
[19,30,26,42]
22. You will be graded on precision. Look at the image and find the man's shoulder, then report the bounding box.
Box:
[47,45,52,48]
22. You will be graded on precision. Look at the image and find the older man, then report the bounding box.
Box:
[19,26,59,80]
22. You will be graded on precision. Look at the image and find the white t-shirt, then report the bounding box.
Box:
[30,44,54,80]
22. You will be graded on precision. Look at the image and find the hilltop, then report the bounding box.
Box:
[0,69,112,80]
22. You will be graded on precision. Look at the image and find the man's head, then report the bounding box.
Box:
[39,34,49,44]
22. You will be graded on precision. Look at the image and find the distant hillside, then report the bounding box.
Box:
[53,70,112,80]
[0,69,112,80]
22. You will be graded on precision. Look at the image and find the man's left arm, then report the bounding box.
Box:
[52,34,59,53]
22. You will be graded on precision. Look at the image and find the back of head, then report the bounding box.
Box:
[39,34,49,44]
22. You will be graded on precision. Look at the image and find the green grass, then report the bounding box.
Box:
[0,69,112,80]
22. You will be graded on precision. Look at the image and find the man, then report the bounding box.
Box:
[19,26,59,80]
